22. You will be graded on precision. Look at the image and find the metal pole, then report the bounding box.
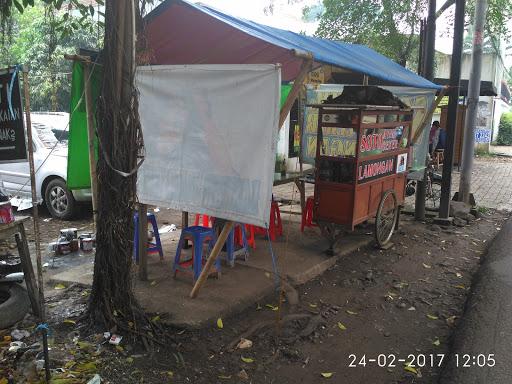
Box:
[439,0,466,218]
[83,62,99,230]
[458,0,488,204]
[415,0,436,220]
[22,69,51,383]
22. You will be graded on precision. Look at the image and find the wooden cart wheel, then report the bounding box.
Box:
[375,189,398,248]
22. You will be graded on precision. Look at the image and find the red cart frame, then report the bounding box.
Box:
[310,104,413,250]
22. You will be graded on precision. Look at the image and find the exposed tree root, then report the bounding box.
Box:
[226,313,319,351]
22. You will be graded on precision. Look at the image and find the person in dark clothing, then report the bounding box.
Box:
[436,125,447,150]
[429,121,440,154]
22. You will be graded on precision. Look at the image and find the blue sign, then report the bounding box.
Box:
[475,129,491,143]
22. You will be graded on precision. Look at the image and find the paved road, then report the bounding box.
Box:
[450,158,512,211]
[439,219,512,383]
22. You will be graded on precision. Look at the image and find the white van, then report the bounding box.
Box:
[0,112,91,219]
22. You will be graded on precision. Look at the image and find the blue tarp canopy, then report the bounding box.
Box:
[146,0,440,89]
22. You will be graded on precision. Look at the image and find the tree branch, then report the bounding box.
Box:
[436,0,456,18]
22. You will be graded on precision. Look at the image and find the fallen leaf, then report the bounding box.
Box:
[408,306,416,311]
[77,341,93,350]
[433,339,440,346]
[320,372,334,378]
[337,322,347,330]
[309,303,318,308]
[217,318,224,329]
[446,316,457,327]
[266,304,279,311]
[237,338,253,349]
[454,284,466,289]
[116,345,124,352]
[76,361,97,373]
[218,375,231,379]
[422,263,432,269]
[404,365,418,375]
[63,319,76,325]
[241,356,254,363]
[346,310,358,315]
[150,280,157,286]
[264,272,271,278]
[426,314,439,320]
[126,357,134,363]
[54,283,66,290]
[167,371,174,378]
[151,315,160,322]
[256,303,262,310]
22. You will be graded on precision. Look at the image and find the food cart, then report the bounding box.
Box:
[310,104,413,252]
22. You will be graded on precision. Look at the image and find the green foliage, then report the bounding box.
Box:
[312,0,425,67]
[467,0,512,42]
[496,112,512,145]
[309,0,512,68]
[0,3,101,111]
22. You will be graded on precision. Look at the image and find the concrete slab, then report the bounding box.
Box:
[132,259,275,328]
[48,261,94,287]
[49,216,374,329]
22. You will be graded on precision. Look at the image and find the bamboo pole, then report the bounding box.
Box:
[83,63,99,231]
[22,69,51,383]
[190,221,234,298]
[279,58,313,130]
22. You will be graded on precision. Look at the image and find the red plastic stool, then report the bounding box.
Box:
[255,200,283,241]
[301,196,317,232]
[270,200,283,239]
[194,213,212,227]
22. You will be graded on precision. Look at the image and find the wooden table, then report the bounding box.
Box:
[0,216,40,316]
[273,169,314,211]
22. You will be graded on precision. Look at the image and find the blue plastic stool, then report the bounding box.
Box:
[224,223,250,267]
[133,211,164,263]
[173,226,221,281]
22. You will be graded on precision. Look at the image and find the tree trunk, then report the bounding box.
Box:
[87,0,145,333]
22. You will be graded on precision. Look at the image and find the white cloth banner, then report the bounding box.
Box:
[136,64,281,226]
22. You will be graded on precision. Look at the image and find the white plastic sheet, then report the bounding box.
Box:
[136,65,281,227]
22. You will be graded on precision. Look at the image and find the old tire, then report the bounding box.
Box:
[44,178,76,220]
[0,283,30,329]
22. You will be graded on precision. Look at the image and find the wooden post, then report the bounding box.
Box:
[138,203,148,280]
[83,62,99,231]
[278,58,313,130]
[190,221,234,298]
[16,227,40,317]
[22,69,51,383]
[181,211,190,248]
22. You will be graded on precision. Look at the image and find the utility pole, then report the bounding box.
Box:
[458,0,488,204]
[438,0,466,219]
[415,0,436,220]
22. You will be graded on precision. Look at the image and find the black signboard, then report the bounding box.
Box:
[0,69,27,162]
[357,155,395,184]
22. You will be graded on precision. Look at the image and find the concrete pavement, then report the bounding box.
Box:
[439,218,512,383]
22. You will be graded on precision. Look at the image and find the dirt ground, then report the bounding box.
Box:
[1,208,507,384]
